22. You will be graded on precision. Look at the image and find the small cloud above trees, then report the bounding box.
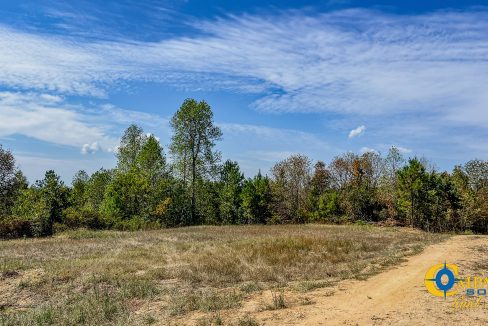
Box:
[349,125,366,139]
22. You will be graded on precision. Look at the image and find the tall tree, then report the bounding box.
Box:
[117,124,147,171]
[397,158,430,228]
[308,161,331,219]
[0,145,15,193]
[137,135,166,186]
[453,160,488,233]
[383,147,405,184]
[102,169,149,221]
[85,169,113,210]
[380,147,405,220]
[0,145,26,216]
[428,172,461,232]
[219,160,244,224]
[71,170,89,208]
[170,99,222,223]
[241,172,272,224]
[464,159,488,192]
[35,170,69,234]
[271,154,312,223]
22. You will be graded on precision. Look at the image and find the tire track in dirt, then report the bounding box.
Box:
[251,235,488,325]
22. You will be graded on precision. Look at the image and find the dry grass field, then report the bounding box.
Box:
[0,225,447,325]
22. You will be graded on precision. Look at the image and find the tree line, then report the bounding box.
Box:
[0,99,487,238]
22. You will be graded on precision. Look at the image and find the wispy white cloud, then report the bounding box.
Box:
[0,92,166,153]
[1,9,487,127]
[0,8,487,176]
[0,92,114,150]
[348,125,366,138]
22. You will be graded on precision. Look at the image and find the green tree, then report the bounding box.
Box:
[218,160,244,224]
[0,145,27,216]
[379,147,405,220]
[308,161,333,221]
[136,135,168,220]
[241,172,272,224]
[137,135,166,186]
[71,170,89,208]
[102,168,150,222]
[453,160,488,233]
[197,180,221,225]
[102,127,168,229]
[85,169,113,211]
[427,172,461,232]
[34,170,69,235]
[155,178,192,227]
[117,124,147,171]
[397,158,430,228]
[12,187,50,236]
[316,190,341,222]
[170,98,222,223]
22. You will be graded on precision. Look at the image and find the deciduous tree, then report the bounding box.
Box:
[170,99,222,223]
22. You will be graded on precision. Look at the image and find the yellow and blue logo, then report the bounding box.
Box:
[425,262,488,309]
[424,262,460,298]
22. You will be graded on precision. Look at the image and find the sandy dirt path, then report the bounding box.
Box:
[246,235,488,325]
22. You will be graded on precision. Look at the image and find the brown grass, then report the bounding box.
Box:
[0,224,447,325]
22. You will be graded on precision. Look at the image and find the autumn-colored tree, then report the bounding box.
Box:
[271,154,312,223]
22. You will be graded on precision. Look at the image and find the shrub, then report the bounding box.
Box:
[63,207,107,230]
[0,218,33,239]
[12,188,53,236]
[111,216,160,231]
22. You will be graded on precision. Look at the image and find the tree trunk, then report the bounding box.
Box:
[191,154,196,224]
[411,190,414,228]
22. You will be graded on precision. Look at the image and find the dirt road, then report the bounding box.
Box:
[244,235,488,325]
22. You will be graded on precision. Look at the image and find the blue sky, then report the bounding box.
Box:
[0,0,487,182]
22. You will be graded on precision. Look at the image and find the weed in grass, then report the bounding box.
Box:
[235,314,261,326]
[196,317,211,326]
[0,259,30,273]
[197,289,242,312]
[294,280,330,292]
[168,290,198,316]
[239,282,263,293]
[1,291,130,325]
[265,290,286,310]
[213,312,224,325]
[120,278,159,299]
[300,297,314,305]
[196,313,224,326]
[143,314,158,325]
[168,288,241,316]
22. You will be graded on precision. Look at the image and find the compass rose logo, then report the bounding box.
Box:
[424,262,461,298]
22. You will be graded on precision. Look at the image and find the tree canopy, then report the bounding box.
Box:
[0,99,486,238]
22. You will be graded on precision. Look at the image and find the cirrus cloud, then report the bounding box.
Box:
[0,9,487,127]
[0,91,167,154]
